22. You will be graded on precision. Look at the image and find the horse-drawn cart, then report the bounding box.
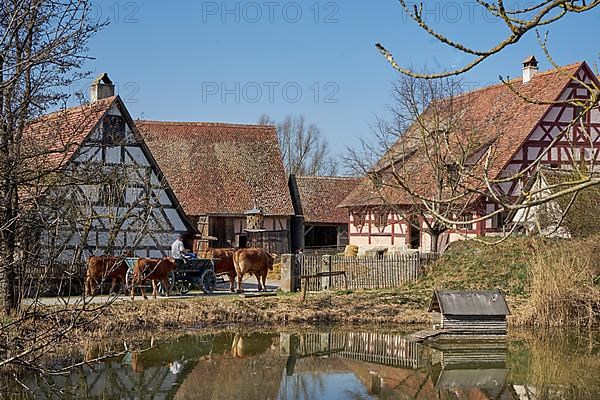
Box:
[125,257,218,295]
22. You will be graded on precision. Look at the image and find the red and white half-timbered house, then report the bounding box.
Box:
[340,59,600,252]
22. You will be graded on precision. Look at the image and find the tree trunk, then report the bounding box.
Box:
[0,183,19,314]
[430,230,440,253]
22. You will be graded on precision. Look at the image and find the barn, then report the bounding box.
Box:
[428,290,510,333]
[137,120,294,254]
[288,175,360,253]
[29,73,194,263]
[339,58,600,252]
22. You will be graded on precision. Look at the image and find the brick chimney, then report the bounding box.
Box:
[522,56,539,84]
[90,73,115,102]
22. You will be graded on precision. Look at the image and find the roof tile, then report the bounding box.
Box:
[137,121,294,216]
[294,176,360,224]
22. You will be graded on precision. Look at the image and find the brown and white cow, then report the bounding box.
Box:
[233,248,276,293]
[130,257,177,300]
[85,256,129,296]
[199,248,236,292]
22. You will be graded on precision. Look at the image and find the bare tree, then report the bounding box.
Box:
[362,1,600,240]
[376,1,600,79]
[345,76,490,251]
[259,114,338,176]
[0,0,170,390]
[0,0,105,314]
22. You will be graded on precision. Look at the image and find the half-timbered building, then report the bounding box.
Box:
[340,59,600,252]
[30,74,193,262]
[137,121,294,254]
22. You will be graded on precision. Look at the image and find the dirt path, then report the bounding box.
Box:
[29,279,281,306]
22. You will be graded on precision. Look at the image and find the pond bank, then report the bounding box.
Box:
[77,289,431,338]
[27,287,548,342]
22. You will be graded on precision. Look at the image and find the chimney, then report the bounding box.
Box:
[522,56,539,84]
[90,73,115,102]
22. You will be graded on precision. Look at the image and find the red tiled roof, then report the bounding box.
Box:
[23,97,117,172]
[137,121,294,216]
[340,62,586,208]
[294,176,360,224]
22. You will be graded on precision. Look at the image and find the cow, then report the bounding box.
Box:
[85,256,128,296]
[232,248,276,293]
[199,248,236,292]
[130,257,177,300]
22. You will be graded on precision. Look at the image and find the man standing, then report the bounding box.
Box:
[171,234,186,269]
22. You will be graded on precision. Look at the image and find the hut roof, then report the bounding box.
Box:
[290,175,361,224]
[428,290,510,316]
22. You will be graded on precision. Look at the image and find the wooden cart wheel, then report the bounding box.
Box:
[125,269,134,291]
[201,269,217,294]
[176,281,192,295]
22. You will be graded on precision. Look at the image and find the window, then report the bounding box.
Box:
[491,210,510,230]
[574,105,584,120]
[102,115,126,144]
[461,214,474,231]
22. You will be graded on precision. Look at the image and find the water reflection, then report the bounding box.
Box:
[2,329,599,399]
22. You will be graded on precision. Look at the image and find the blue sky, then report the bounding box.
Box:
[83,1,600,157]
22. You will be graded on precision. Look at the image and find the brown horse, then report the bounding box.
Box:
[130,257,177,300]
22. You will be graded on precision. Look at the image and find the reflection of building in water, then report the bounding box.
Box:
[14,333,251,399]
[281,331,437,399]
[429,340,522,400]
[8,331,599,400]
[281,332,531,400]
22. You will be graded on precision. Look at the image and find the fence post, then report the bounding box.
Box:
[321,255,332,290]
[280,254,296,292]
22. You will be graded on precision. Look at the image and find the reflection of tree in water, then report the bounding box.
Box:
[508,330,600,400]
[2,334,247,399]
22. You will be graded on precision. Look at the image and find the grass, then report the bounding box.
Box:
[410,236,534,296]
[516,238,600,326]
[410,235,600,326]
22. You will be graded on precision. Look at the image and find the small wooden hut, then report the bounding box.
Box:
[428,290,510,333]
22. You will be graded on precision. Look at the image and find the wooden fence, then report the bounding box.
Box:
[21,262,86,296]
[295,253,438,292]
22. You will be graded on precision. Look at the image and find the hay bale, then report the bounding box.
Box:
[344,244,359,257]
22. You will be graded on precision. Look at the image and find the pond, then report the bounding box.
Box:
[2,327,599,399]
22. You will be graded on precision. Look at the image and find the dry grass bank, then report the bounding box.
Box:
[413,236,600,326]
[41,289,430,339]
[514,238,600,326]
